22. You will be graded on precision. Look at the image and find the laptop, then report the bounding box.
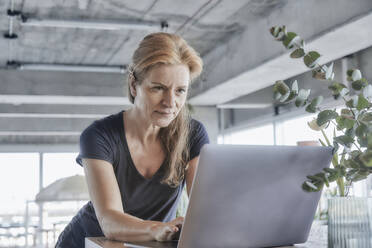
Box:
[125,145,333,248]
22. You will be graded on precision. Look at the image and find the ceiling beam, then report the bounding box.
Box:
[0,118,94,132]
[0,104,126,115]
[0,70,126,96]
[0,103,125,115]
[0,143,79,152]
[189,2,372,105]
[0,95,130,105]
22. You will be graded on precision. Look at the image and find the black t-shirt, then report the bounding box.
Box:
[56,110,209,247]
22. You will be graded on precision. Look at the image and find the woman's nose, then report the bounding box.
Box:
[163,90,176,107]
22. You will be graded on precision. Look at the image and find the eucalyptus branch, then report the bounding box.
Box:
[315,62,327,74]
[342,96,357,119]
[270,25,372,196]
[329,120,362,152]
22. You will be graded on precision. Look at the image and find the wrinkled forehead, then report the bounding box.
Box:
[143,64,190,87]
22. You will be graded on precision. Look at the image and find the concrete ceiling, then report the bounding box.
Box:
[1,0,372,146]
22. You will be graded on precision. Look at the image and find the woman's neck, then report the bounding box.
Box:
[124,108,160,146]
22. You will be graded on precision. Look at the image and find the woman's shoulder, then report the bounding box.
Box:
[82,111,123,137]
[188,119,209,160]
[189,118,209,141]
[189,118,206,132]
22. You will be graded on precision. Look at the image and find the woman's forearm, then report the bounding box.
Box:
[98,209,159,242]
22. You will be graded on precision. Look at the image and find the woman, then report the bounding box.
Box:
[55,32,209,247]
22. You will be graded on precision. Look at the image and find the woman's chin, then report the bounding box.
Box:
[154,117,174,128]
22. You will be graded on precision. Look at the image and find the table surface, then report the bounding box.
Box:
[85,237,324,248]
[85,221,328,248]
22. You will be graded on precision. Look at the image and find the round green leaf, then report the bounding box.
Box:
[325,62,334,80]
[295,89,311,107]
[352,69,362,81]
[363,84,372,99]
[312,68,325,80]
[351,78,368,91]
[341,109,353,118]
[347,69,354,77]
[334,135,354,148]
[270,26,280,37]
[308,119,326,131]
[305,96,323,113]
[357,94,370,110]
[359,112,372,124]
[346,96,358,108]
[328,82,346,97]
[290,48,305,58]
[340,88,349,97]
[274,80,289,95]
[291,80,298,93]
[279,91,290,103]
[343,159,360,169]
[303,51,321,68]
[285,91,298,102]
[355,123,368,138]
[282,32,298,48]
[335,116,355,130]
[303,181,320,191]
[317,110,338,126]
[347,169,369,181]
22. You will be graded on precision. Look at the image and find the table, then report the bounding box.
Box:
[85,221,328,248]
[85,237,325,248]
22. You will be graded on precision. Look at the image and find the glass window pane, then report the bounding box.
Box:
[276,110,343,146]
[42,152,86,244]
[43,153,82,187]
[0,153,39,215]
[223,123,274,145]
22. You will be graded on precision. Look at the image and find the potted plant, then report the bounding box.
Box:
[270,25,372,248]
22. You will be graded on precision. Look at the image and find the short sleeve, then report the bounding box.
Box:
[189,120,210,161]
[76,121,115,167]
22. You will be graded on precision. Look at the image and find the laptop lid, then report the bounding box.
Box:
[178,145,332,248]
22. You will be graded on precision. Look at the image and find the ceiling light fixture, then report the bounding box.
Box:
[21,17,168,31]
[8,62,127,74]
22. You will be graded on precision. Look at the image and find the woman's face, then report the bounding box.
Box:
[131,64,190,127]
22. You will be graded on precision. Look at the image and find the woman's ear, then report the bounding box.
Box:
[129,77,137,98]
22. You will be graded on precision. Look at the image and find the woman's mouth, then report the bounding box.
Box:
[155,111,173,116]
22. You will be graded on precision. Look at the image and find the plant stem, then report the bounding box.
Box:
[321,128,345,196]
[341,96,358,123]
[337,177,345,196]
[321,129,331,146]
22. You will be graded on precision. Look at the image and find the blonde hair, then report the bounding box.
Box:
[127,32,203,187]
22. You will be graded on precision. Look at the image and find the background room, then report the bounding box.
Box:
[1,0,372,247]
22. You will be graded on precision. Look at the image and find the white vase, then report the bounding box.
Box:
[328,197,372,248]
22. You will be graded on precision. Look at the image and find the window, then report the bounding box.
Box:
[0,153,39,216]
[43,153,82,187]
[276,109,345,146]
[41,153,86,246]
[221,123,274,145]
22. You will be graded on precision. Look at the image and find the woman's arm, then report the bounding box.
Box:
[185,156,200,197]
[83,158,182,242]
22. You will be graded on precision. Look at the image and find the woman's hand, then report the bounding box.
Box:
[149,217,184,242]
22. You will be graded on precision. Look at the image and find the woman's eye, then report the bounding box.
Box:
[152,86,163,91]
[177,89,186,94]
